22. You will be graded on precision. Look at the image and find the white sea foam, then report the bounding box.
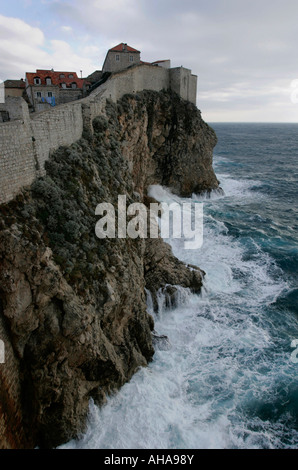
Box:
[60,178,298,450]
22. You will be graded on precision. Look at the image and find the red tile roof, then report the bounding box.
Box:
[109,43,140,53]
[26,70,84,88]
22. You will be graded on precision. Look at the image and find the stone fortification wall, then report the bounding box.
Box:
[30,101,84,172]
[170,67,197,104]
[0,118,36,204]
[0,64,197,205]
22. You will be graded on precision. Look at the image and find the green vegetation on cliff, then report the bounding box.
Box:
[0,90,217,448]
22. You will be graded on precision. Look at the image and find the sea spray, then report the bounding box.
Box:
[61,124,298,450]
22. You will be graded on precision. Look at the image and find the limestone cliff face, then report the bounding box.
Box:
[0,90,218,448]
[117,90,219,197]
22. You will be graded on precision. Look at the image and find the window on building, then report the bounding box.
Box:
[115,55,120,62]
[71,82,77,89]
[47,92,53,97]
[34,77,41,85]
[68,74,74,78]
[60,74,65,78]
[61,83,67,89]
[45,77,52,85]
[36,92,42,98]
[129,55,134,62]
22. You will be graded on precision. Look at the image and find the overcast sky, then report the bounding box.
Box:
[0,0,298,122]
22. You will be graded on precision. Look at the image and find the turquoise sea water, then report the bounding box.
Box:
[62,123,298,449]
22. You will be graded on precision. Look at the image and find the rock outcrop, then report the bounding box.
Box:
[0,90,218,448]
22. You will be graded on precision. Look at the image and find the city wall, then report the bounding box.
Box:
[0,64,197,205]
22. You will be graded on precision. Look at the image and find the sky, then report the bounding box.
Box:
[0,0,298,122]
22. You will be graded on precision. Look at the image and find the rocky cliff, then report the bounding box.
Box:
[0,90,218,448]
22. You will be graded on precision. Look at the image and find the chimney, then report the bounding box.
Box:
[123,43,127,52]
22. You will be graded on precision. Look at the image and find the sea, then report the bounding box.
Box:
[61,123,298,449]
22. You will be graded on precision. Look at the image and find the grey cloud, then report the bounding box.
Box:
[3,0,298,121]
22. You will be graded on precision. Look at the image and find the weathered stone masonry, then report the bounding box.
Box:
[0,64,198,205]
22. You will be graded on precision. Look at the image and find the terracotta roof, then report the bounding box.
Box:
[4,79,25,88]
[109,43,140,53]
[26,70,84,88]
